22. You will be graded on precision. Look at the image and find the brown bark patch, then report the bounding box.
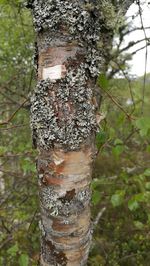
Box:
[41,174,63,186]
[52,218,75,233]
[45,239,67,266]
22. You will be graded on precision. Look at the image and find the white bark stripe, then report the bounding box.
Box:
[43,65,66,80]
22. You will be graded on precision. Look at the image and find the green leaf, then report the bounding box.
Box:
[0,146,7,155]
[116,113,125,126]
[91,179,102,190]
[136,117,150,137]
[134,221,144,230]
[112,145,124,159]
[21,158,36,174]
[98,73,109,90]
[114,138,123,145]
[145,182,150,190]
[128,199,139,211]
[146,145,150,153]
[111,190,125,207]
[109,127,115,139]
[143,168,150,177]
[129,192,150,204]
[7,244,19,256]
[134,193,145,202]
[92,190,101,205]
[19,254,29,266]
[96,131,107,148]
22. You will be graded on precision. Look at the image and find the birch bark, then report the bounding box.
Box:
[28,1,134,265]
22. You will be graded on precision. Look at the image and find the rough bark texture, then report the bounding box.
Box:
[29,0,134,265]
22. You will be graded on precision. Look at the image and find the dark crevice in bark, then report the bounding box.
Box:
[59,189,76,203]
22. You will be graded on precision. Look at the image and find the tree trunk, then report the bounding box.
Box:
[29,0,133,265]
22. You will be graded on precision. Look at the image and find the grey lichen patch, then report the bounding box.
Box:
[30,0,103,77]
[40,186,61,216]
[77,188,91,202]
[40,183,91,217]
[86,47,104,77]
[31,65,98,151]
[39,220,46,237]
[31,0,101,40]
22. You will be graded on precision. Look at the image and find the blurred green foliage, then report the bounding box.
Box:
[0,1,39,265]
[89,76,150,265]
[0,1,150,266]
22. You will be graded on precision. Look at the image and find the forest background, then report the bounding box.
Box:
[0,0,150,265]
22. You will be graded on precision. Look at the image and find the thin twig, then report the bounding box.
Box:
[28,208,39,232]
[124,26,150,36]
[93,207,106,228]
[102,88,134,120]
[0,99,28,126]
[0,124,28,131]
[119,37,150,54]
[137,0,148,113]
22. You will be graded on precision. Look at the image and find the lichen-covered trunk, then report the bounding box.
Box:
[30,1,102,265]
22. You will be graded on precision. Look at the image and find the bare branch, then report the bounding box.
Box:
[119,0,135,15]
[93,207,106,228]
[101,88,134,120]
[0,99,28,126]
[136,0,148,113]
[122,37,149,52]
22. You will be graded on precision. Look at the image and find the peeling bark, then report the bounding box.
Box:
[28,0,134,265]
[38,147,94,265]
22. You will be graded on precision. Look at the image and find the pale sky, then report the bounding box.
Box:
[125,0,150,76]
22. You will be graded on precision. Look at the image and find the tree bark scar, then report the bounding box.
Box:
[41,174,63,186]
[59,189,76,203]
[38,46,78,81]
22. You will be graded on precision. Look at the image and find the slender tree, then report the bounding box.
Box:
[28,1,134,265]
